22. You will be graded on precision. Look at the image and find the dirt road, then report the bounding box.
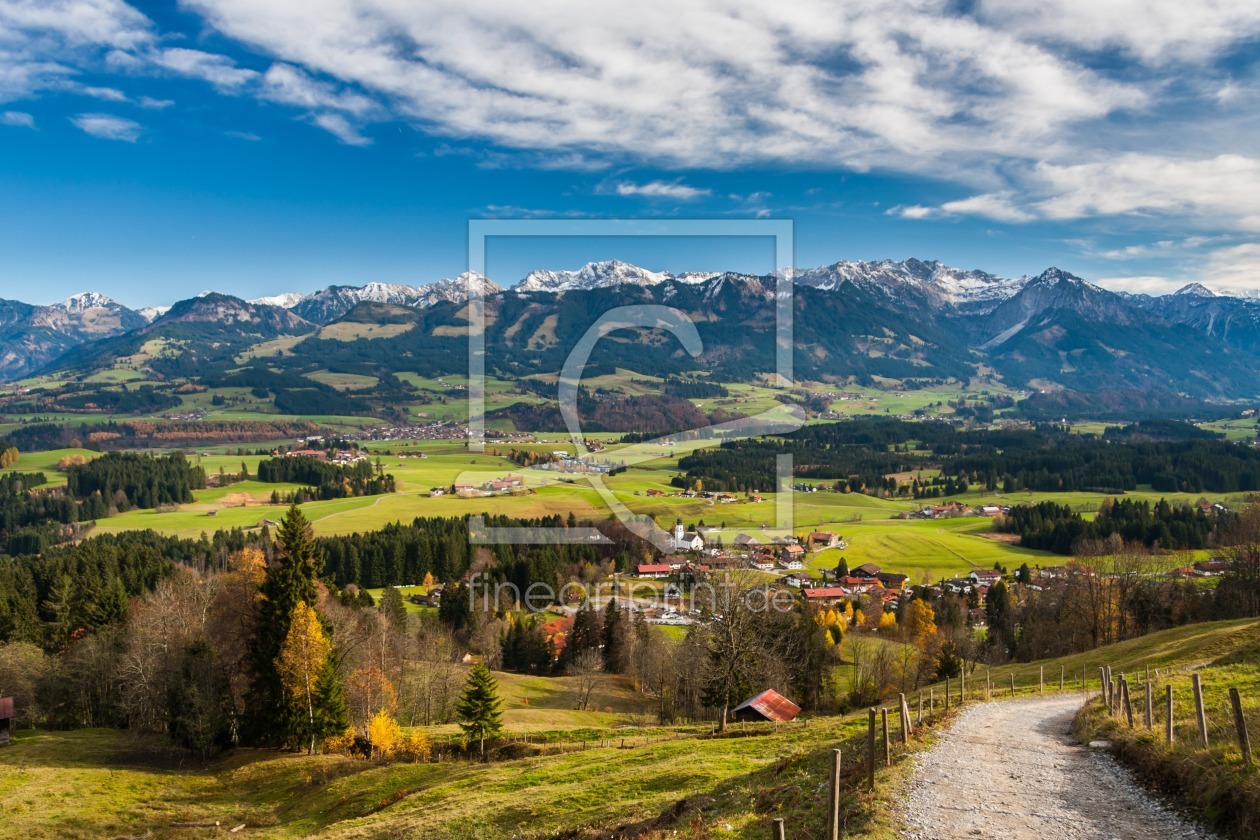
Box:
[900,695,1216,839]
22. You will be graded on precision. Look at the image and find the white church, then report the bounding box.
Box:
[671,518,705,552]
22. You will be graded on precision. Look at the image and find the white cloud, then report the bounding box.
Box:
[977,0,1260,64]
[69,111,140,141]
[1,110,35,127]
[1092,275,1185,295]
[177,0,1146,173]
[1201,244,1260,294]
[613,180,710,200]
[148,47,257,89]
[79,84,126,101]
[310,112,370,146]
[916,154,1260,233]
[259,64,376,116]
[137,95,172,109]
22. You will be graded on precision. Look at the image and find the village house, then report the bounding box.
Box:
[970,569,1003,586]
[875,571,909,590]
[803,586,848,604]
[851,562,881,580]
[808,531,839,548]
[784,572,814,588]
[733,533,762,551]
[635,563,672,579]
[1193,559,1230,576]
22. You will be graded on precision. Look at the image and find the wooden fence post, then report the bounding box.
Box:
[1040,665,1044,695]
[829,748,842,840]
[986,668,991,698]
[1122,677,1135,729]
[1010,673,1015,699]
[772,817,786,840]
[945,676,950,711]
[1193,673,1209,747]
[960,669,965,703]
[1144,681,1153,730]
[1166,685,1175,746]
[918,691,923,726]
[1230,688,1252,766]
[881,708,891,768]
[929,688,934,719]
[1098,667,1107,705]
[1060,665,1065,692]
[867,708,877,791]
[899,693,911,742]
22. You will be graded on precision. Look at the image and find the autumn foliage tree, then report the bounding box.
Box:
[276,601,345,754]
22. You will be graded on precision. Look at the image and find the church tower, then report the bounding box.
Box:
[674,517,685,551]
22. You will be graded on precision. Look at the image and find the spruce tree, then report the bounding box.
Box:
[247,505,321,744]
[456,661,503,758]
[601,598,624,673]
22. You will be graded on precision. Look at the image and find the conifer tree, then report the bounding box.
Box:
[248,505,321,743]
[455,661,503,758]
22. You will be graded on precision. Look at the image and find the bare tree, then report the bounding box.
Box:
[569,649,603,711]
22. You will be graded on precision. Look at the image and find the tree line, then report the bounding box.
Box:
[998,498,1233,554]
[66,451,206,510]
[675,419,1260,496]
[255,455,396,499]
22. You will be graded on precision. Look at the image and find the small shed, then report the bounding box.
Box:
[732,689,801,723]
[0,696,13,746]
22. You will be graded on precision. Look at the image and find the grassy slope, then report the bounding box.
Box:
[1073,619,1260,838]
[3,620,1256,840]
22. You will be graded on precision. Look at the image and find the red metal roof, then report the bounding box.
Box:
[732,689,801,722]
[803,587,847,599]
[637,564,672,574]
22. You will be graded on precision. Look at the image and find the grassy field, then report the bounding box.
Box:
[11,433,1239,579]
[3,620,1255,839]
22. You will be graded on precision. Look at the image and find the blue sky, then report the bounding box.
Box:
[1,0,1258,307]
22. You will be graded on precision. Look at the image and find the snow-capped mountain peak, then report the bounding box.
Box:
[250,292,304,309]
[58,291,120,312]
[1174,282,1216,298]
[515,260,677,293]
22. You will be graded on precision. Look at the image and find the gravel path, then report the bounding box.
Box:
[900,695,1217,839]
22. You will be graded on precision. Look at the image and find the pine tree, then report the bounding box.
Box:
[601,598,625,673]
[380,586,408,631]
[455,661,503,758]
[562,600,600,668]
[248,505,321,744]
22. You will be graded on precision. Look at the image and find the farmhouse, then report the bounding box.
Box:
[784,572,814,588]
[803,586,848,604]
[636,563,672,579]
[732,689,801,723]
[1193,559,1230,576]
[733,534,762,551]
[970,569,1003,585]
[876,572,909,590]
[851,563,881,580]
[808,531,839,548]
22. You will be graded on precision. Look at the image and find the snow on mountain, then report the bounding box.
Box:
[515,260,684,293]
[414,272,502,307]
[250,292,304,309]
[138,306,170,322]
[1173,283,1216,298]
[57,291,121,313]
[780,258,1029,311]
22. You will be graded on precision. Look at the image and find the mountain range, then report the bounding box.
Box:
[4,259,1260,399]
